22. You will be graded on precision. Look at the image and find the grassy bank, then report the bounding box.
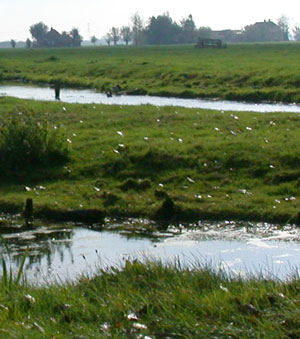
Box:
[0,97,299,225]
[1,260,300,337]
[1,43,300,103]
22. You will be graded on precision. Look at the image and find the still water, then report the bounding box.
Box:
[2,220,300,284]
[1,84,300,113]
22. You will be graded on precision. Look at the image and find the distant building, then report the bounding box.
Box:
[211,20,285,43]
[212,29,242,43]
[46,28,61,47]
[241,20,285,42]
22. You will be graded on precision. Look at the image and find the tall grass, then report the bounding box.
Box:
[0,235,27,290]
[0,259,300,337]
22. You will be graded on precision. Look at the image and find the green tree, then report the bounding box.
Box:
[69,28,82,47]
[10,39,16,48]
[91,35,97,46]
[180,15,196,43]
[25,38,32,48]
[145,13,181,45]
[59,31,72,47]
[197,26,212,40]
[120,26,132,45]
[29,22,48,47]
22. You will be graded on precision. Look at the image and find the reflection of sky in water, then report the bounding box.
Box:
[2,226,300,284]
[154,236,300,278]
[1,84,300,112]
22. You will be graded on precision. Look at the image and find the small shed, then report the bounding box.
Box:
[195,39,226,48]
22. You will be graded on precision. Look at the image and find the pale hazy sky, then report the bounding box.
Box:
[1,0,300,41]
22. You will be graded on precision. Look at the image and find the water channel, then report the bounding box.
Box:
[2,219,300,285]
[1,84,300,284]
[1,83,300,113]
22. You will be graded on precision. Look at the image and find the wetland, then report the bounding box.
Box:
[1,43,300,337]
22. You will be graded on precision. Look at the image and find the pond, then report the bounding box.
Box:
[1,84,300,113]
[2,219,300,285]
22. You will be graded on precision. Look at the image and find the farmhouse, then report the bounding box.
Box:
[46,28,61,47]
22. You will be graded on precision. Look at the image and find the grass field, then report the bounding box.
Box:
[0,96,299,225]
[1,260,300,338]
[1,43,300,102]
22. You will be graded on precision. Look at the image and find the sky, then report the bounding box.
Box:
[1,0,300,42]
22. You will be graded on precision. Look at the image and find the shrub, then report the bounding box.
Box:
[0,112,70,175]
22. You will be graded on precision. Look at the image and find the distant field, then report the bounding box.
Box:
[1,43,300,102]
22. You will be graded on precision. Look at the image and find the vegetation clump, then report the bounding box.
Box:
[0,112,70,177]
[120,178,151,191]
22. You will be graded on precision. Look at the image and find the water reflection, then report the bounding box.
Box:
[1,84,300,113]
[1,220,300,284]
[2,226,73,277]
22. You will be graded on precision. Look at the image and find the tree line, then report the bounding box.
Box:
[101,13,202,46]
[8,13,300,49]
[99,13,300,46]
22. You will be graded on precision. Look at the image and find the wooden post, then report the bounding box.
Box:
[54,83,60,100]
[24,198,33,225]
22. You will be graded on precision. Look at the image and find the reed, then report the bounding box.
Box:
[0,235,27,290]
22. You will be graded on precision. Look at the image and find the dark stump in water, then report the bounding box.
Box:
[23,198,33,226]
[154,196,178,229]
[54,83,61,100]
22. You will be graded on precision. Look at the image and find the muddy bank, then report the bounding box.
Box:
[0,197,297,231]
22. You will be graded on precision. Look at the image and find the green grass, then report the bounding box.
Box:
[1,43,300,102]
[0,260,300,337]
[0,97,300,225]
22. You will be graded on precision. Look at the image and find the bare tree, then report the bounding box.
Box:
[104,32,113,46]
[120,26,132,45]
[293,26,300,41]
[110,27,120,45]
[277,15,290,41]
[131,12,144,46]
